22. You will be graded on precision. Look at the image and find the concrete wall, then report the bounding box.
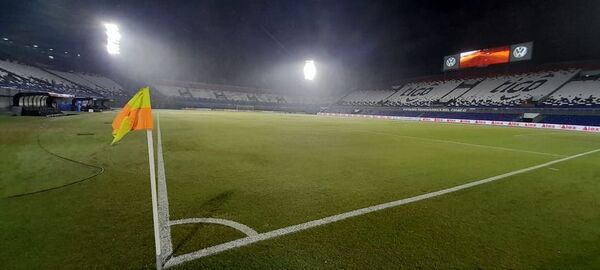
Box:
[0,88,17,111]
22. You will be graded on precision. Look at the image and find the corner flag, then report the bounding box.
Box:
[111,87,153,144]
[110,87,163,269]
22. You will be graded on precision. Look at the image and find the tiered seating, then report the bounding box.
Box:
[257,93,286,103]
[286,96,335,105]
[335,69,583,108]
[0,59,124,99]
[340,90,395,105]
[541,79,600,107]
[156,84,333,106]
[0,60,74,87]
[190,88,215,99]
[52,71,96,88]
[0,60,90,96]
[451,69,579,107]
[385,80,462,106]
[326,67,600,127]
[439,87,472,103]
[75,73,124,93]
[155,85,181,97]
[51,71,124,98]
[0,69,30,88]
[225,91,251,102]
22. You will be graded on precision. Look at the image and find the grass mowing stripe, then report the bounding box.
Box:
[365,130,566,157]
[164,147,600,268]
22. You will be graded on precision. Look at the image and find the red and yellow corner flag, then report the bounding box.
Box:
[111,87,153,145]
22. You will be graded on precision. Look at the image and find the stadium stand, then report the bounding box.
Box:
[0,59,90,96]
[0,59,125,100]
[334,68,591,108]
[541,78,600,107]
[385,80,463,106]
[339,90,395,106]
[451,69,579,107]
[49,70,125,98]
[75,73,125,93]
[326,65,600,126]
[155,82,337,112]
[336,69,582,108]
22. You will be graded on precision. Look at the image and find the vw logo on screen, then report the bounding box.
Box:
[446,57,457,67]
[513,46,528,58]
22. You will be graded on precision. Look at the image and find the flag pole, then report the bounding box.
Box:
[146,129,162,270]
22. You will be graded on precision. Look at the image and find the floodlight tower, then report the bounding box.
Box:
[103,23,121,55]
[304,60,316,81]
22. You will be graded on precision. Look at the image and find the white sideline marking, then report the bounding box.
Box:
[365,130,565,157]
[164,148,600,268]
[512,132,586,137]
[156,112,174,259]
[548,168,560,171]
[170,218,259,237]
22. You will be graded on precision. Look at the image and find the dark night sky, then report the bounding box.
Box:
[1,0,600,92]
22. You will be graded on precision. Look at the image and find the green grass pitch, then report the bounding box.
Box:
[1,109,600,269]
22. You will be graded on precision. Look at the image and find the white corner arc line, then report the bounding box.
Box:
[170,218,259,237]
[365,130,566,157]
[164,148,600,268]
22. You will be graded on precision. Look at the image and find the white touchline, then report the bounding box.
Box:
[364,130,565,157]
[156,112,174,260]
[163,147,600,268]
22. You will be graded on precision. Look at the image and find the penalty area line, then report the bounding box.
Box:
[164,148,600,268]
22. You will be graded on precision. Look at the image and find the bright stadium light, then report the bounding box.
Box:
[103,23,121,55]
[304,60,316,81]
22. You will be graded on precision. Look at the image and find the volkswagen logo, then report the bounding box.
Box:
[513,46,528,58]
[446,57,457,67]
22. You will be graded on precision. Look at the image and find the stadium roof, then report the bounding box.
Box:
[1,0,600,91]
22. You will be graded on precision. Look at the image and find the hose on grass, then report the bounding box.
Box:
[6,133,105,199]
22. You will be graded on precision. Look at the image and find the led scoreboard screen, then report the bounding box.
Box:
[443,42,533,71]
[459,46,510,68]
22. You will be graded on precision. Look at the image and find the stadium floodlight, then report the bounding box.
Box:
[103,23,121,55]
[2,37,8,41]
[33,44,38,48]
[304,60,316,81]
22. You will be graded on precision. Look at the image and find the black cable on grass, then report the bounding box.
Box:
[6,134,105,199]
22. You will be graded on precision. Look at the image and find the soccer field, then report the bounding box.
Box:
[2,110,600,269]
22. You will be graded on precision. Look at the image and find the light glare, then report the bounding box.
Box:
[304,60,316,81]
[104,23,121,55]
